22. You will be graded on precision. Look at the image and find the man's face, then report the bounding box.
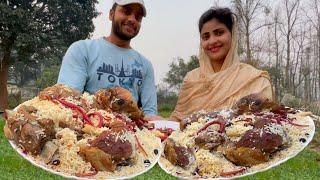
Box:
[109,4,144,41]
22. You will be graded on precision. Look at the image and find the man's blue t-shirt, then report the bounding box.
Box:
[58,37,157,115]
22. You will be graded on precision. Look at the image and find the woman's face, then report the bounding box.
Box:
[200,18,232,63]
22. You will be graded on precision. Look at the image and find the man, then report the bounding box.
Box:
[58,0,160,120]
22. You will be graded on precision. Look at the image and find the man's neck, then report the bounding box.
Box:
[105,34,131,49]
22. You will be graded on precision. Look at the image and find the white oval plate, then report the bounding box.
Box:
[152,120,180,130]
[158,116,315,180]
[9,136,161,180]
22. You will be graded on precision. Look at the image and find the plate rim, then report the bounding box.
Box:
[9,137,162,180]
[152,120,180,130]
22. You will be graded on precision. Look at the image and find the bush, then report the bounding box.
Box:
[36,65,60,89]
[281,93,303,108]
[281,93,320,115]
[158,104,175,112]
[306,104,320,116]
[8,93,21,109]
[157,94,178,113]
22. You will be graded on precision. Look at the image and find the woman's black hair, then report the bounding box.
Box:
[198,7,234,33]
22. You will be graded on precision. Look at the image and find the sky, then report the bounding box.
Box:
[92,0,231,84]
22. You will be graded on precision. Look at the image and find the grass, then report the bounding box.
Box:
[1,113,320,180]
[158,111,172,119]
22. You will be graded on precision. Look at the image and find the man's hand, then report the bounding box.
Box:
[143,115,163,121]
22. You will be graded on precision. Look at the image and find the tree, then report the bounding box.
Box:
[232,0,269,65]
[36,65,60,90]
[305,0,320,101]
[9,60,40,86]
[0,0,99,110]
[213,0,320,105]
[279,0,300,92]
[164,55,199,91]
[156,83,178,111]
[272,8,283,99]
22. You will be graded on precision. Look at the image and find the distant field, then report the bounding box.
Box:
[1,114,319,180]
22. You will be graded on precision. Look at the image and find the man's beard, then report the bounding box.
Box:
[112,20,139,41]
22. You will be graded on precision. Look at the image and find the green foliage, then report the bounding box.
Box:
[8,61,40,86]
[158,104,176,113]
[157,95,177,118]
[1,0,97,59]
[157,84,178,115]
[280,93,302,108]
[241,148,320,180]
[36,65,60,89]
[310,118,320,152]
[0,0,99,84]
[158,110,172,118]
[164,55,199,91]
[308,104,320,116]
[8,93,21,110]
[133,164,176,180]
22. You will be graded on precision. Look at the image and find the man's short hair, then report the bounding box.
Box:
[111,3,117,11]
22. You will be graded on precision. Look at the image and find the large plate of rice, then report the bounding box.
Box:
[158,109,315,179]
[5,87,162,180]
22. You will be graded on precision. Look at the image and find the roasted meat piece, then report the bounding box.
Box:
[20,123,48,154]
[4,107,55,155]
[253,118,275,129]
[195,130,225,151]
[90,131,133,163]
[95,87,144,121]
[236,128,284,153]
[80,130,134,171]
[164,139,195,168]
[80,146,116,172]
[38,84,81,100]
[38,118,56,138]
[232,94,277,115]
[225,147,269,166]
[225,119,288,166]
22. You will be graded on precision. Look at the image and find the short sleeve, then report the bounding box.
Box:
[57,41,88,92]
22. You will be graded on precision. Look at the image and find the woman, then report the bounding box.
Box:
[171,7,274,122]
